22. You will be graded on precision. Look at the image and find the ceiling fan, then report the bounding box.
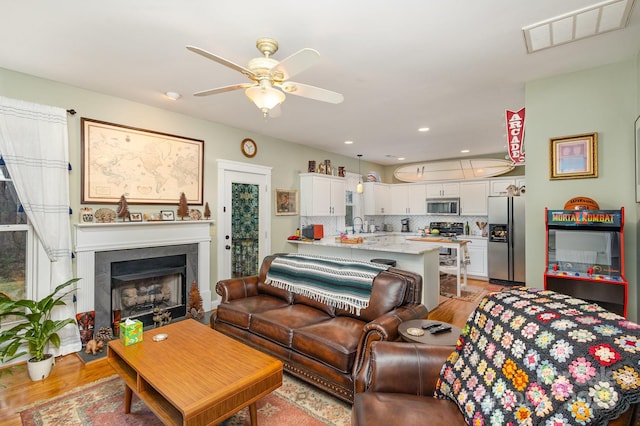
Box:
[186,38,344,117]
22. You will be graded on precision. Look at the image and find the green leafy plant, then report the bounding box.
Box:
[0,278,79,363]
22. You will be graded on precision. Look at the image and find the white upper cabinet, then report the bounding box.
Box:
[426,182,460,198]
[460,181,489,216]
[389,183,427,215]
[363,182,390,215]
[300,173,346,217]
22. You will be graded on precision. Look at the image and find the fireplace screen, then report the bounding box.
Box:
[110,255,186,329]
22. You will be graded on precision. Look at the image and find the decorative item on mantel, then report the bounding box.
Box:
[189,209,202,220]
[186,281,204,319]
[116,194,130,221]
[79,207,94,223]
[204,202,211,219]
[177,192,189,220]
[94,208,116,223]
[308,160,316,173]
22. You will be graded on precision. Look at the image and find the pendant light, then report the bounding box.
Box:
[356,154,363,193]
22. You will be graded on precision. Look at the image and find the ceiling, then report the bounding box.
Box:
[1,1,639,166]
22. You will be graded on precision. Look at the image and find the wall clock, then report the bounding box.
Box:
[241,138,257,158]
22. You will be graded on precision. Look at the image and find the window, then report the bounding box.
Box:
[0,162,30,325]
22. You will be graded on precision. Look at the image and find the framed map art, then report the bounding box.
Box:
[81,118,204,204]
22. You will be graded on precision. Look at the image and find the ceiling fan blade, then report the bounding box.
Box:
[271,48,320,80]
[186,45,255,78]
[277,82,344,104]
[193,83,254,97]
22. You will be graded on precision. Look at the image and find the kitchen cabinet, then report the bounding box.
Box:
[299,173,346,217]
[363,182,390,215]
[460,181,488,216]
[426,182,459,198]
[389,183,426,215]
[489,178,525,196]
[466,237,487,279]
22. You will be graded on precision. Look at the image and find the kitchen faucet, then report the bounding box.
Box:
[352,216,364,233]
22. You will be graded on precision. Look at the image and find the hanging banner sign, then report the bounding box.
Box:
[506,108,525,165]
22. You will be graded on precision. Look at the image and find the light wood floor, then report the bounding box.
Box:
[0,278,496,425]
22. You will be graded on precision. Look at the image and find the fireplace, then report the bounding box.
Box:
[111,254,187,330]
[74,221,213,335]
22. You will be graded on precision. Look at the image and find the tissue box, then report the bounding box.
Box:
[119,319,143,346]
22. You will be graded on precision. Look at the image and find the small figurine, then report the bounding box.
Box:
[85,339,104,355]
[117,194,130,221]
[204,202,211,220]
[186,281,204,320]
[506,184,519,196]
[153,307,172,328]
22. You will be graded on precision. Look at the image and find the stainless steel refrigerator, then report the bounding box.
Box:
[488,196,526,285]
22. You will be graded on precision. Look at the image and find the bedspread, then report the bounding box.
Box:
[435,287,640,425]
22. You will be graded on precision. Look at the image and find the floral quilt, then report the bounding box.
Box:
[435,287,640,425]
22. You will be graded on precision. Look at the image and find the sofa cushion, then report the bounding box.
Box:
[337,270,407,322]
[352,393,465,426]
[292,316,366,373]
[216,295,290,329]
[250,304,332,346]
[293,293,336,316]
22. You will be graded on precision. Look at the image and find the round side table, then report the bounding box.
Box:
[398,319,461,346]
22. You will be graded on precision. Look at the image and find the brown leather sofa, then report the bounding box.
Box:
[211,254,429,403]
[352,341,639,425]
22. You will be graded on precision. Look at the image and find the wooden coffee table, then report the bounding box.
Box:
[398,319,461,346]
[107,319,282,425]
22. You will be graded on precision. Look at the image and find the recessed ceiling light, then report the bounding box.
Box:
[165,91,181,100]
[418,127,430,132]
[461,149,470,153]
[344,140,354,144]
[397,157,406,161]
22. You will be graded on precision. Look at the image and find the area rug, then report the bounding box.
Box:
[439,277,487,302]
[19,373,351,425]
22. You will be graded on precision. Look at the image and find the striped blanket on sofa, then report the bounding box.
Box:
[265,254,389,315]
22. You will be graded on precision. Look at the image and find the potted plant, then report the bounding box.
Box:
[0,278,79,380]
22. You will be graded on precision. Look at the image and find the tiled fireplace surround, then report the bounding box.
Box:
[74,221,213,333]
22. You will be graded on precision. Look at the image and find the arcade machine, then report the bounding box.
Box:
[544,203,627,316]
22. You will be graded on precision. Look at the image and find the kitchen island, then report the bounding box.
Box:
[288,235,441,310]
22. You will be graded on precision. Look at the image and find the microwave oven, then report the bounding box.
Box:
[426,198,460,215]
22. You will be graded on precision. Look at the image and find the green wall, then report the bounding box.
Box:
[0,67,384,299]
[524,55,640,320]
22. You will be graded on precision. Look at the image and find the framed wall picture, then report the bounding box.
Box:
[275,189,298,216]
[129,212,142,222]
[549,133,598,180]
[81,118,204,204]
[160,210,175,221]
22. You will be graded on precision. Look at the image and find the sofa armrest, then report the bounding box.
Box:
[362,341,453,395]
[353,303,429,392]
[215,276,259,303]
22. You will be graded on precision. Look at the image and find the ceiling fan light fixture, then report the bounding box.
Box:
[245,85,285,114]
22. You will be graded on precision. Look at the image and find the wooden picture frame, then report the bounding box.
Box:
[549,133,598,180]
[275,189,298,216]
[81,118,204,204]
[160,210,175,221]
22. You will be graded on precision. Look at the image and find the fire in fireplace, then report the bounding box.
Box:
[110,254,187,330]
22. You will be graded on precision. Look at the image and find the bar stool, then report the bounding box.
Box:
[370,258,397,267]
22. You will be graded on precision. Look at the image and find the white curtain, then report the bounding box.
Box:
[0,96,81,356]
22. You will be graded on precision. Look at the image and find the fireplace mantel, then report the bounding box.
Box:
[74,221,213,315]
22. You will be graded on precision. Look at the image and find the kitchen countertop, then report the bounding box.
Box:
[288,236,441,255]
